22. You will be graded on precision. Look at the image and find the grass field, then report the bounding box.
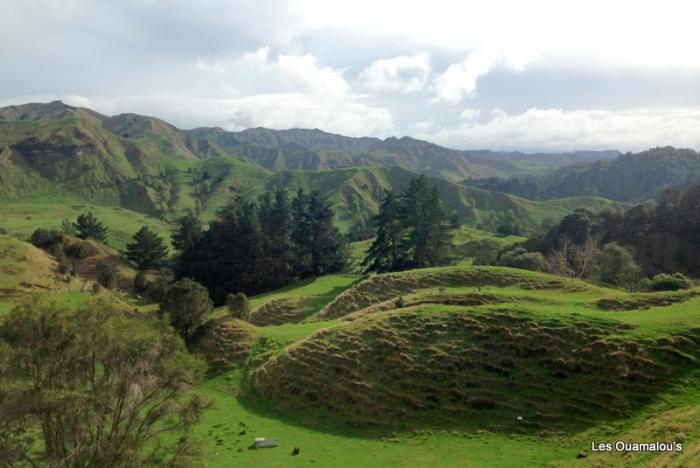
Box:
[2,232,699,467]
[185,264,700,467]
[0,197,174,250]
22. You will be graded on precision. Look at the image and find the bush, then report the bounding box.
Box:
[161,278,213,343]
[226,292,250,319]
[635,277,653,292]
[649,273,693,291]
[30,228,63,250]
[498,247,546,272]
[597,242,640,289]
[65,241,98,259]
[96,262,117,289]
[394,296,406,308]
[0,227,7,235]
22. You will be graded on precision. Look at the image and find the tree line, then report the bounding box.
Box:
[491,184,700,290]
[175,188,348,304]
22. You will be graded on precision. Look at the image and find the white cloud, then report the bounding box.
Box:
[432,47,529,104]
[419,107,700,152]
[194,47,349,97]
[292,0,700,70]
[459,109,481,121]
[357,52,432,93]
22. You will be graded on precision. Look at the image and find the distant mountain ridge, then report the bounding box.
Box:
[463,147,700,202]
[0,100,618,181]
[0,100,619,236]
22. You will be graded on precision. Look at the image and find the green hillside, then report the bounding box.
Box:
[193,265,700,467]
[465,146,700,202]
[249,166,618,234]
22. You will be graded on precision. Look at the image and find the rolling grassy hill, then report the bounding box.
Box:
[187,265,700,467]
[2,224,699,466]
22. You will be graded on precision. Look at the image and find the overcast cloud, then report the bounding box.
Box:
[2,0,700,151]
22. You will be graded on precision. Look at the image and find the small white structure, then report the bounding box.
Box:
[517,415,523,421]
[255,437,279,448]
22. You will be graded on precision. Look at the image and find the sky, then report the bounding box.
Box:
[2,0,700,152]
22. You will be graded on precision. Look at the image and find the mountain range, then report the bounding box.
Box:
[0,101,627,241]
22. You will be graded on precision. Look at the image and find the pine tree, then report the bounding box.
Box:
[73,212,108,242]
[363,190,404,273]
[399,175,431,268]
[291,188,312,275]
[126,226,169,270]
[258,189,292,287]
[422,186,454,267]
[172,213,202,252]
[306,190,347,275]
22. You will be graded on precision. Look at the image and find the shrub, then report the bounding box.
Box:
[0,227,7,235]
[96,262,117,289]
[30,228,63,250]
[65,241,98,259]
[226,292,250,319]
[635,277,653,292]
[649,273,693,291]
[394,296,406,308]
[596,242,640,289]
[498,247,546,272]
[161,278,213,343]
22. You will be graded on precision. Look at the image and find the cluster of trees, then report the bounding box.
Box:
[0,298,207,466]
[175,188,347,303]
[494,184,700,289]
[363,176,456,273]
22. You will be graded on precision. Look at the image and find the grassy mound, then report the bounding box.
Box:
[319,267,583,319]
[0,235,62,297]
[62,237,138,290]
[195,318,258,372]
[255,306,700,432]
[248,297,316,326]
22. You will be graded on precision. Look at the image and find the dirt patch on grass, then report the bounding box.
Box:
[255,308,700,433]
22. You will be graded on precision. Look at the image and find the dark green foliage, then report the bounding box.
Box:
[134,270,148,293]
[29,228,63,250]
[177,189,346,303]
[73,211,108,242]
[161,278,213,342]
[304,190,349,276]
[497,247,546,271]
[496,210,522,236]
[126,226,169,270]
[60,218,76,235]
[96,262,117,289]
[524,184,700,279]
[363,190,404,273]
[172,213,203,252]
[364,176,455,273]
[649,273,693,291]
[597,243,640,288]
[0,298,207,466]
[226,292,250,319]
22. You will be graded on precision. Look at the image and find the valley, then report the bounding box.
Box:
[1,102,698,468]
